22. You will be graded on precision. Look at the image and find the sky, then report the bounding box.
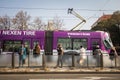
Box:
[0,0,120,30]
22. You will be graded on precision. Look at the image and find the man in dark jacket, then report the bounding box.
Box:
[56,43,64,68]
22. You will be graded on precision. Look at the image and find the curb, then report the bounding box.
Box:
[0,71,120,74]
[0,67,120,74]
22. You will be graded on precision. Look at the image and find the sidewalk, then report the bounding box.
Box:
[0,67,120,74]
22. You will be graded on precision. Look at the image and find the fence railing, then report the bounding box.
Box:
[0,52,120,68]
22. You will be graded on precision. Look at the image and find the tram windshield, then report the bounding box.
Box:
[103,33,113,49]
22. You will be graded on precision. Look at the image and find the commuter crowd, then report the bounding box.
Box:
[18,43,41,67]
[5,42,118,68]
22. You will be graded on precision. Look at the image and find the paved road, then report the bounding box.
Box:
[0,74,120,80]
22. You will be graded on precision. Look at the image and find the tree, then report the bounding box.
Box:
[108,11,120,45]
[53,16,64,30]
[12,10,31,30]
[91,20,108,31]
[33,17,46,30]
[0,15,11,30]
[91,10,120,46]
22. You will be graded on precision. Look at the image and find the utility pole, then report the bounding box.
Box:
[68,8,86,31]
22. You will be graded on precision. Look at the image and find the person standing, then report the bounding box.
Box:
[33,43,41,64]
[56,43,64,68]
[94,45,102,67]
[78,46,86,65]
[33,43,41,57]
[19,44,27,67]
[109,47,118,67]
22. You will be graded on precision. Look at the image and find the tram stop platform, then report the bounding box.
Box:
[0,67,120,74]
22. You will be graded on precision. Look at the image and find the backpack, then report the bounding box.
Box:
[57,47,62,52]
[109,49,115,56]
[109,49,115,60]
[33,48,40,57]
[57,47,63,55]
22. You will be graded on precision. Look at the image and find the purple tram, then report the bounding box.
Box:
[0,30,113,55]
[0,30,45,54]
[49,30,113,55]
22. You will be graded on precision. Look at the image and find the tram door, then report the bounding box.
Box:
[44,31,53,55]
[23,38,41,54]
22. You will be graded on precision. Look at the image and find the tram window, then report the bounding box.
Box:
[24,41,30,48]
[58,38,87,50]
[58,38,72,50]
[24,41,30,55]
[3,41,21,52]
[92,41,99,46]
[73,38,87,50]
[33,40,39,49]
[103,39,111,49]
[91,38,101,50]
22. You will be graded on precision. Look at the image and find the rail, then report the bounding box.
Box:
[0,52,120,68]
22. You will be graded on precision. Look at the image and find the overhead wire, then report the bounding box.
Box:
[0,6,117,11]
[0,0,116,28]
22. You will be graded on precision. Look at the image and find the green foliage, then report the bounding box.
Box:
[91,11,120,46]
